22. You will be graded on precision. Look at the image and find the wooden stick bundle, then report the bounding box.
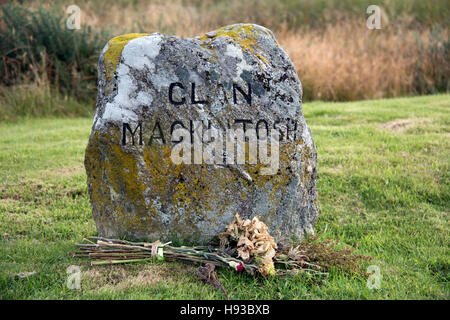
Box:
[70,236,328,277]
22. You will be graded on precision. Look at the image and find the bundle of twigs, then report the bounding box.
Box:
[69,235,329,278]
[69,214,373,282]
[70,236,258,274]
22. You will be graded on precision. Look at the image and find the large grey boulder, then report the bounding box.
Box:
[85,24,319,244]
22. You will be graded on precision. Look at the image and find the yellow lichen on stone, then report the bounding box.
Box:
[85,125,312,240]
[104,33,149,80]
[200,24,270,64]
[142,146,218,212]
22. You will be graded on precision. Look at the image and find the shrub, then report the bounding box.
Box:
[413,27,450,94]
[0,4,108,100]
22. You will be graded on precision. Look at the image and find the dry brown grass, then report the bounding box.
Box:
[381,118,432,132]
[76,0,447,101]
[82,263,196,292]
[14,1,450,101]
[280,22,444,101]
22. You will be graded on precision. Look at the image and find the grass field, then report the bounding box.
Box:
[0,94,449,299]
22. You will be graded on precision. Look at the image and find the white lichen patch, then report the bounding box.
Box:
[95,35,162,129]
[224,43,252,80]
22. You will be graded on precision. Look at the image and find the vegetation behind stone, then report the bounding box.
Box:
[0,0,448,119]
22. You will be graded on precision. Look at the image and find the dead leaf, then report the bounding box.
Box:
[15,271,36,279]
[195,264,229,300]
[220,213,278,277]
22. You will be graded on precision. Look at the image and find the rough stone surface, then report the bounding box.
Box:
[85,24,319,244]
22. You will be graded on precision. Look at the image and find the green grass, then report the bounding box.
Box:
[0,94,449,299]
[0,85,94,121]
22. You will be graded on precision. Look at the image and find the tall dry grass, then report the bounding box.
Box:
[77,0,449,101]
[4,0,449,103]
[281,22,448,101]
